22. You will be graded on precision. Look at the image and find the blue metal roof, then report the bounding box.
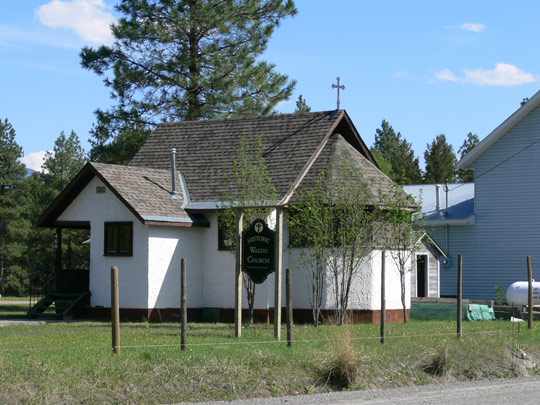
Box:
[403,183,475,224]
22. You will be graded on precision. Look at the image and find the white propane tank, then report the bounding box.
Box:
[506,281,540,306]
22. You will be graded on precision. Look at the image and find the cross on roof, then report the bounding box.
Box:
[331,76,345,110]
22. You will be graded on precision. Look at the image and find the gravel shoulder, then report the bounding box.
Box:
[195,376,540,405]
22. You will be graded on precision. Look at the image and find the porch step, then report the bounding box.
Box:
[28,291,91,320]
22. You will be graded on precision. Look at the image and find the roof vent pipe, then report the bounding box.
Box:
[435,184,441,211]
[170,148,178,195]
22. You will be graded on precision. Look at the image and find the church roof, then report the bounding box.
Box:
[130,110,386,206]
[39,110,412,227]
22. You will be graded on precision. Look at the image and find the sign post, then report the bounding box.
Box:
[235,209,244,338]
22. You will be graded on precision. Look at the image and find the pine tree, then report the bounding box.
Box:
[294,94,311,112]
[42,130,86,190]
[24,131,89,296]
[423,134,457,184]
[371,120,422,184]
[457,132,479,182]
[0,119,31,296]
[81,0,297,163]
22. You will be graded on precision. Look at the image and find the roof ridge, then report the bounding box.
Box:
[156,110,343,128]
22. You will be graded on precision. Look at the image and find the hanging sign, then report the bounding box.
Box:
[242,219,275,284]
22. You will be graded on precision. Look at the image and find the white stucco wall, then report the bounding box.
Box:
[56,185,410,314]
[58,177,149,308]
[200,213,272,309]
[287,248,410,311]
[148,226,204,309]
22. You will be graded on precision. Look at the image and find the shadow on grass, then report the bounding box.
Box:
[0,305,29,320]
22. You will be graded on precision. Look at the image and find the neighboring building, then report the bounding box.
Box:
[406,89,540,300]
[404,183,473,298]
[38,110,415,323]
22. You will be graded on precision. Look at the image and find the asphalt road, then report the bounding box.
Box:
[195,377,540,405]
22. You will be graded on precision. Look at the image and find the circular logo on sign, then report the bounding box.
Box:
[255,222,263,233]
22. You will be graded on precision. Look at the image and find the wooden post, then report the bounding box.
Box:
[55,227,63,272]
[235,209,244,338]
[111,266,120,354]
[528,256,533,330]
[457,254,463,339]
[274,208,284,340]
[380,250,386,344]
[286,268,293,347]
[181,258,187,350]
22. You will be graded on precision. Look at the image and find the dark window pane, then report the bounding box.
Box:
[104,222,133,256]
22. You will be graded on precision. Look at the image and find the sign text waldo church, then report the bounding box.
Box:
[242,219,275,284]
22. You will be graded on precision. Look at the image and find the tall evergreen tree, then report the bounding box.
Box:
[24,131,89,296]
[81,0,297,163]
[371,120,422,184]
[294,94,311,112]
[0,119,30,296]
[423,134,457,184]
[457,132,480,182]
[42,130,86,190]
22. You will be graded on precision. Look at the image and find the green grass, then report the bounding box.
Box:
[0,304,30,319]
[0,319,538,404]
[0,296,32,302]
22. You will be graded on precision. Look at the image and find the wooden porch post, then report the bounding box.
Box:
[55,227,63,273]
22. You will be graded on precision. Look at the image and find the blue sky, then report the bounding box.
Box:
[2,0,540,171]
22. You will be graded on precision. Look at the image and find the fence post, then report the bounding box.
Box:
[286,268,293,347]
[528,256,533,330]
[111,266,120,354]
[380,250,386,343]
[181,258,187,350]
[457,255,462,339]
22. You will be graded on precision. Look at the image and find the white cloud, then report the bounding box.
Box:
[393,71,410,79]
[434,63,539,86]
[458,23,485,33]
[446,22,485,33]
[434,68,459,82]
[35,0,115,45]
[21,151,50,172]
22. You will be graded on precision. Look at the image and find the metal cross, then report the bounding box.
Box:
[331,76,345,110]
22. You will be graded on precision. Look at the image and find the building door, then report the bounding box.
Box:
[416,255,428,297]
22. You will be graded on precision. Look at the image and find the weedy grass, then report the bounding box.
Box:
[0,311,539,404]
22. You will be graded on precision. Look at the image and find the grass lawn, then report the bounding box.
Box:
[0,314,538,404]
[0,296,32,302]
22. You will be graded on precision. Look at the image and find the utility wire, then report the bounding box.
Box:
[448,134,540,193]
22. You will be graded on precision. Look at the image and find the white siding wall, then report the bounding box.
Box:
[58,177,149,308]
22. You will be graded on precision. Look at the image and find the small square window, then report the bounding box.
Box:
[104,222,133,256]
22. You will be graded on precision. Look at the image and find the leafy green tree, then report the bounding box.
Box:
[423,134,457,184]
[81,0,297,163]
[294,94,311,112]
[0,119,31,296]
[380,187,422,323]
[220,136,277,323]
[371,120,422,184]
[290,154,382,326]
[457,132,480,182]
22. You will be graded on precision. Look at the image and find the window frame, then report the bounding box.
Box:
[104,222,133,257]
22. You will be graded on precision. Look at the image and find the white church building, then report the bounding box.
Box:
[38,110,414,323]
